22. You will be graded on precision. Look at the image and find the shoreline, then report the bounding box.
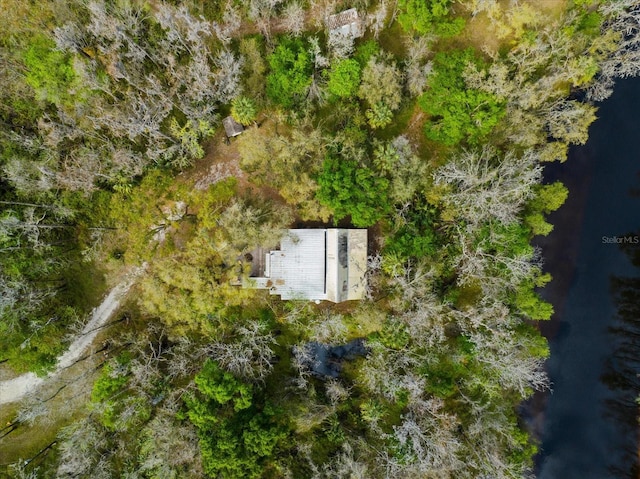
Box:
[522,145,595,459]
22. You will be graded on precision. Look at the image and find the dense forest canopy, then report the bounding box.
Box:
[1,0,639,477]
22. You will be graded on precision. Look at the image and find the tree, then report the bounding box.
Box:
[55,417,111,478]
[327,59,361,99]
[404,36,433,97]
[266,37,313,108]
[239,37,268,101]
[389,400,464,476]
[328,32,356,60]
[236,119,331,220]
[138,189,292,337]
[231,96,258,126]
[366,102,393,129]
[209,320,278,382]
[23,34,77,105]
[433,147,542,226]
[378,135,429,203]
[524,182,568,236]
[419,49,506,146]
[20,0,235,190]
[137,411,203,479]
[453,222,541,293]
[316,155,391,227]
[513,276,554,320]
[320,442,369,478]
[545,99,597,145]
[587,1,640,101]
[397,0,465,37]
[368,0,390,39]
[385,202,437,262]
[459,0,500,17]
[214,49,245,104]
[280,1,305,36]
[212,1,242,44]
[184,359,289,479]
[249,0,284,41]
[168,118,216,168]
[358,54,403,111]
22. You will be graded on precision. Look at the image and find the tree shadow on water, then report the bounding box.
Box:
[602,230,640,479]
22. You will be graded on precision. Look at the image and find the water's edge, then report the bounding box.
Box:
[530,77,640,479]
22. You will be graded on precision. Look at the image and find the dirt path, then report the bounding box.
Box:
[0,264,146,407]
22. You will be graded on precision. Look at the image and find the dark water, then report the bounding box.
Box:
[295,339,368,378]
[534,78,640,478]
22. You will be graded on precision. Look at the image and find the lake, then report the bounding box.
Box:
[533,77,640,478]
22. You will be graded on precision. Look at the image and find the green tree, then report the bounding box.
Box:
[231,96,258,126]
[419,49,506,146]
[168,118,216,168]
[237,120,331,221]
[266,37,312,108]
[327,59,361,98]
[193,360,253,412]
[366,102,393,129]
[316,155,391,227]
[184,360,289,479]
[89,355,151,432]
[385,202,437,261]
[358,54,403,111]
[513,281,554,320]
[524,182,569,236]
[397,0,465,37]
[239,37,268,101]
[23,34,76,105]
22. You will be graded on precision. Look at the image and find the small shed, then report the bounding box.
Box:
[327,8,363,38]
[222,116,244,139]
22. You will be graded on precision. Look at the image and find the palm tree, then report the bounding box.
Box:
[366,102,393,129]
[230,96,258,126]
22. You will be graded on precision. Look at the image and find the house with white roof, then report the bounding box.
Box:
[247,229,367,302]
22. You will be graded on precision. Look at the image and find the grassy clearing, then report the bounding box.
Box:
[460,11,506,54]
[453,0,569,54]
[529,0,568,18]
[375,21,409,60]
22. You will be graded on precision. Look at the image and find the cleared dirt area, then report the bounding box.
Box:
[180,129,245,190]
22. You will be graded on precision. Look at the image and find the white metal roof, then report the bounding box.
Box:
[268,230,327,300]
[248,228,367,302]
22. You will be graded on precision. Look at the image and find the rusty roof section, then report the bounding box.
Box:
[327,8,360,31]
